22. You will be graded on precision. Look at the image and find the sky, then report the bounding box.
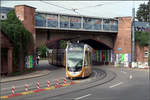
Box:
[1,1,149,18]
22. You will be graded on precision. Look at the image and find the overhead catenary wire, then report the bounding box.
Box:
[40,0,79,14]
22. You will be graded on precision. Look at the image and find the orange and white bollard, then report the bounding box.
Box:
[25,84,28,92]
[64,78,67,84]
[12,86,15,94]
[70,77,73,85]
[55,79,59,87]
[36,81,40,89]
[48,80,50,88]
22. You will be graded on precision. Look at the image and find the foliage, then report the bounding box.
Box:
[59,40,67,49]
[136,1,149,22]
[1,10,32,71]
[135,31,148,47]
[38,44,47,58]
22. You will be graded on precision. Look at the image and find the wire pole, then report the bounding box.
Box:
[131,8,135,63]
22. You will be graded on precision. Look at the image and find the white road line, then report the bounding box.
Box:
[109,82,123,88]
[129,75,133,79]
[122,71,127,74]
[74,94,92,100]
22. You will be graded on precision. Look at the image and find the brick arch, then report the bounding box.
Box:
[77,35,113,49]
[79,38,112,50]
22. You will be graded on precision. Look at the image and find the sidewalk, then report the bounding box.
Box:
[0,60,51,83]
[98,64,149,72]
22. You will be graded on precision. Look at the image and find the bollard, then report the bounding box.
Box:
[36,81,40,89]
[48,80,50,88]
[64,78,67,84]
[12,86,15,95]
[56,79,59,86]
[25,84,28,92]
[55,79,60,88]
[70,77,73,85]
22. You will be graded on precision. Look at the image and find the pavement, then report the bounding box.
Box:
[0,60,51,83]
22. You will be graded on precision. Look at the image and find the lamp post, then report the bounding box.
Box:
[130,7,135,79]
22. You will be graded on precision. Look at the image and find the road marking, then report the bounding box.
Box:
[74,94,92,100]
[109,82,123,88]
[121,71,127,74]
[129,75,133,79]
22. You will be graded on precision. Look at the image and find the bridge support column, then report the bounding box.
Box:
[114,17,132,66]
[15,5,36,55]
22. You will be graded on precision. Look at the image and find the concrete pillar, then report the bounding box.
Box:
[8,47,13,73]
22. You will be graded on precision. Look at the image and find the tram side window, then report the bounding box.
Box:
[84,51,88,66]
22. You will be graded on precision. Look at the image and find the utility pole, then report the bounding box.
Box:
[131,8,135,63]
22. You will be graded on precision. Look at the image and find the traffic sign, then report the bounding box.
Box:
[117,47,122,51]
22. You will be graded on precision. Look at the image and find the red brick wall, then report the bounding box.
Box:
[15,5,35,34]
[114,17,132,54]
[135,44,148,62]
[1,32,13,48]
[15,5,36,53]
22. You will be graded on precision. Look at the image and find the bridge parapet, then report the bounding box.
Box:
[35,11,118,33]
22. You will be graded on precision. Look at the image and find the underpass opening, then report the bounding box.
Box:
[80,39,114,65]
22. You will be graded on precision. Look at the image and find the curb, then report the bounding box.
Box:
[0,70,50,83]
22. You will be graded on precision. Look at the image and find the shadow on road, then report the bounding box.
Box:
[35,60,64,71]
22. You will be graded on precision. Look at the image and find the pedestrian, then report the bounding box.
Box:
[37,55,40,64]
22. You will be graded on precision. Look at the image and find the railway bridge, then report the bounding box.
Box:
[14,5,132,64]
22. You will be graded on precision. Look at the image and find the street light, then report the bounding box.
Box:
[130,7,135,80]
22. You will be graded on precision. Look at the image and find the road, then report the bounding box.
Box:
[0,61,149,100]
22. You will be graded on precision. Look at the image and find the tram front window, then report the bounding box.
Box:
[67,50,83,72]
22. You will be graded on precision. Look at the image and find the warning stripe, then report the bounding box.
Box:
[0,81,78,99]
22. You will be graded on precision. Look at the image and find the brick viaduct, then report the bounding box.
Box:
[15,5,132,55]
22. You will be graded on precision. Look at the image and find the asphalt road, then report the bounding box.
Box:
[1,61,149,100]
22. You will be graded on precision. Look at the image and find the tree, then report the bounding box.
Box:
[39,44,47,58]
[135,31,148,47]
[1,10,33,72]
[136,1,149,22]
[59,40,67,49]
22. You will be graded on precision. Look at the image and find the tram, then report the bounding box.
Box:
[47,42,92,78]
[65,43,92,78]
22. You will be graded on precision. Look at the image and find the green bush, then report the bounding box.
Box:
[1,10,32,71]
[135,31,148,47]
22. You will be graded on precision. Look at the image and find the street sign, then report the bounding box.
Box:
[117,47,122,51]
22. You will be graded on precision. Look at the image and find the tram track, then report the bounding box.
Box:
[41,68,117,100]
[1,67,116,100]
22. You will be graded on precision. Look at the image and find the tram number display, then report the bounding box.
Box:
[69,47,83,51]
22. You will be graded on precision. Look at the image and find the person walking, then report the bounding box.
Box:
[37,55,40,64]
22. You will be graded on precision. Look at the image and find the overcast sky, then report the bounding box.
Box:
[1,1,148,18]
